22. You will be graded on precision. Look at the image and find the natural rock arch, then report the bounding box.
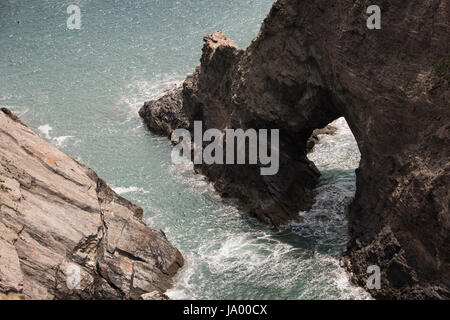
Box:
[139,0,449,299]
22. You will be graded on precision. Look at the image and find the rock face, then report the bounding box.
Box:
[0,108,184,300]
[139,0,449,299]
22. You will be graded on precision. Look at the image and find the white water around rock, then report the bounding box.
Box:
[0,0,370,300]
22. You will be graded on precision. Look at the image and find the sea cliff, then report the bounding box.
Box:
[139,0,449,299]
[0,108,184,300]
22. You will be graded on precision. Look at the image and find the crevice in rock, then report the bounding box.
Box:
[113,248,146,264]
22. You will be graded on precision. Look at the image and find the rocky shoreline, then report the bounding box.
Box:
[139,0,449,299]
[0,108,183,300]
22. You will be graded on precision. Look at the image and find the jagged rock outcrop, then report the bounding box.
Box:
[139,0,449,299]
[0,108,184,300]
[306,125,338,153]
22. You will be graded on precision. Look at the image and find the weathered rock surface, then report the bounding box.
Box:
[0,108,184,300]
[139,0,449,299]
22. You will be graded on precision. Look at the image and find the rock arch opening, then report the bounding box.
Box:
[294,118,361,248]
[307,118,361,180]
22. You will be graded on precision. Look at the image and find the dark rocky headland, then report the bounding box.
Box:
[139,0,449,299]
[0,108,184,300]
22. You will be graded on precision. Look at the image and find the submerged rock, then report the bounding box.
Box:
[0,108,184,300]
[140,0,449,299]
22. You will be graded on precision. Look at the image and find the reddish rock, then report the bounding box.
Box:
[0,109,184,300]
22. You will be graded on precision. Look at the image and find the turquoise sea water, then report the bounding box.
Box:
[0,0,370,299]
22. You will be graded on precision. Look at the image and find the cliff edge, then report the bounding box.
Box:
[0,108,184,300]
